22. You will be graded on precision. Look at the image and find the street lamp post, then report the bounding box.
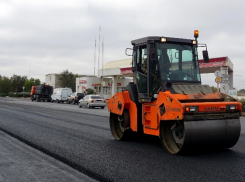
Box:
[22,86,25,97]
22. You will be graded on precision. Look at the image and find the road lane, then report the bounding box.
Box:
[0,99,245,182]
[0,130,96,182]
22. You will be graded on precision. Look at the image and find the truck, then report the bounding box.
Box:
[107,30,242,154]
[30,84,53,102]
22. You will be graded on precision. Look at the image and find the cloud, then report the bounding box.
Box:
[0,0,244,90]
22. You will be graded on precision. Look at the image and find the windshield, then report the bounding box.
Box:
[156,43,200,82]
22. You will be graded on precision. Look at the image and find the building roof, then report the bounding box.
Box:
[45,73,60,76]
[103,58,132,69]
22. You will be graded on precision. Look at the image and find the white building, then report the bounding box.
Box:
[75,75,132,100]
[45,73,61,88]
[75,58,134,99]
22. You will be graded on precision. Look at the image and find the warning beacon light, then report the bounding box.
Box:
[194,30,199,39]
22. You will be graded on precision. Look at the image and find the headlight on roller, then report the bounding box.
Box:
[185,106,198,114]
[226,105,240,112]
[160,37,167,42]
[230,105,235,110]
[190,106,196,112]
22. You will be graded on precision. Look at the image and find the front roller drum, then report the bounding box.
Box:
[110,110,130,140]
[160,119,241,154]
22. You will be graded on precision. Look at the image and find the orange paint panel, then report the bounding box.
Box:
[142,103,158,130]
[107,92,125,115]
[173,92,222,100]
[144,127,159,136]
[156,92,184,121]
[126,99,138,132]
[182,101,243,112]
[108,91,138,132]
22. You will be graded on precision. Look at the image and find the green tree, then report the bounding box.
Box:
[238,89,245,94]
[0,76,12,93]
[10,75,28,92]
[86,88,94,95]
[59,69,77,91]
[24,78,41,92]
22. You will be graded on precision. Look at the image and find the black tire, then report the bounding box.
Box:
[110,110,131,140]
[159,120,184,154]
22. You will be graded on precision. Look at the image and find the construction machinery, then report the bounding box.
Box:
[108,30,242,154]
[31,84,53,102]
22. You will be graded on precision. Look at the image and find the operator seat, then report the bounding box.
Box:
[159,49,171,80]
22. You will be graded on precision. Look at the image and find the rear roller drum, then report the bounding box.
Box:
[110,110,130,140]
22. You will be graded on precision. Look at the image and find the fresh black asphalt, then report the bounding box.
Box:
[0,99,245,181]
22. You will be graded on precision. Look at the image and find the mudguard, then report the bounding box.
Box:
[108,91,138,132]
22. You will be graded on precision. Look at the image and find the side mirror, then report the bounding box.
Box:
[125,48,133,56]
[202,50,209,63]
[132,51,136,72]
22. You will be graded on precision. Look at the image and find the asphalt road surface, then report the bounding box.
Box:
[0,130,96,182]
[0,98,245,182]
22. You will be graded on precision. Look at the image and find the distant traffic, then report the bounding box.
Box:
[30,84,106,109]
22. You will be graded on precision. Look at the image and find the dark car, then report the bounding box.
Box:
[67,92,85,104]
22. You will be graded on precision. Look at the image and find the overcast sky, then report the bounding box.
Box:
[0,0,245,89]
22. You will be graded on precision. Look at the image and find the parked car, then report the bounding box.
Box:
[51,88,72,103]
[67,92,85,104]
[78,95,106,109]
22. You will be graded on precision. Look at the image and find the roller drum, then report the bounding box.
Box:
[160,119,241,154]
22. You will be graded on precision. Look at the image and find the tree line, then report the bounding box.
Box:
[0,70,78,95]
[0,75,40,94]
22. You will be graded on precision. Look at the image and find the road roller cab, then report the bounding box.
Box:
[108,31,242,154]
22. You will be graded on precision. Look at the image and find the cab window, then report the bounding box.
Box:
[136,46,147,93]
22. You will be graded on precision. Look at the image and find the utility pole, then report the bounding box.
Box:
[98,26,101,94]
[101,36,104,97]
[93,37,96,94]
[94,38,96,76]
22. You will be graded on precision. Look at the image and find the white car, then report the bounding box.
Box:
[78,95,106,109]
